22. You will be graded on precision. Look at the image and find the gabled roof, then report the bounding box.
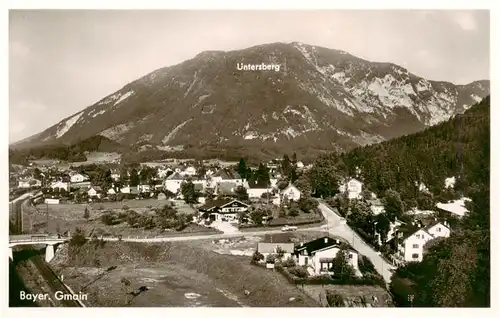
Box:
[199,199,248,211]
[213,169,242,180]
[167,172,185,180]
[90,186,102,191]
[220,199,249,208]
[283,184,300,193]
[295,236,354,255]
[199,198,234,211]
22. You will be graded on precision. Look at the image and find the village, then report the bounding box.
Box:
[9,153,471,289]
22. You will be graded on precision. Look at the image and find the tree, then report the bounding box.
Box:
[234,185,249,201]
[374,213,391,245]
[291,152,297,166]
[129,168,140,187]
[250,208,266,225]
[309,153,346,198]
[287,204,300,217]
[255,163,271,188]
[180,181,197,204]
[83,206,90,222]
[69,228,86,247]
[382,189,404,221]
[294,173,312,195]
[330,247,356,279]
[281,154,292,178]
[237,158,249,179]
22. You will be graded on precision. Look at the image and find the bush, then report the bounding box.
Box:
[326,291,345,307]
[69,228,86,247]
[288,266,309,278]
[251,251,264,264]
[358,255,376,275]
[281,257,296,267]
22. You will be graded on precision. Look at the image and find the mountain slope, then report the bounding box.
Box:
[341,95,490,199]
[12,42,490,161]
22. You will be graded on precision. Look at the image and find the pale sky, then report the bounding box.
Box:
[9,10,490,143]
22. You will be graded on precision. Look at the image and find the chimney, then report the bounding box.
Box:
[324,237,328,244]
[336,240,340,245]
[300,242,303,246]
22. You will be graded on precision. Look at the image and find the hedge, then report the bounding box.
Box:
[238,215,324,229]
[274,264,385,288]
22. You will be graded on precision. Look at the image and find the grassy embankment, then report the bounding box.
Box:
[50,239,319,307]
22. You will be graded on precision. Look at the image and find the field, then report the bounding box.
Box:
[23,199,215,238]
[50,240,319,307]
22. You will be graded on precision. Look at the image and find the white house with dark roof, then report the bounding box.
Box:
[295,236,361,276]
[395,221,451,263]
[198,198,249,222]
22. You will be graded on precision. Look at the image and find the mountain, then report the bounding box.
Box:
[11,42,490,162]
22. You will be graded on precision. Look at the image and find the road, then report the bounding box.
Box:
[100,225,325,243]
[317,202,395,284]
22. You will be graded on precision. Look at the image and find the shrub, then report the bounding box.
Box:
[288,266,309,278]
[281,257,296,267]
[69,228,86,247]
[326,291,345,307]
[251,251,264,264]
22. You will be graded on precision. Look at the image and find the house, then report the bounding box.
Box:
[164,172,185,194]
[70,173,89,183]
[269,178,279,188]
[211,169,244,185]
[394,221,451,263]
[338,178,363,200]
[198,199,249,222]
[295,236,361,276]
[296,161,304,169]
[138,184,151,193]
[247,184,273,199]
[70,181,91,189]
[257,243,295,261]
[107,188,117,195]
[435,198,471,218]
[50,180,70,192]
[281,184,301,202]
[216,182,239,197]
[157,192,167,200]
[88,186,102,197]
[157,167,173,179]
[120,186,131,194]
[182,166,197,176]
[18,178,41,188]
[368,199,385,215]
[110,170,121,182]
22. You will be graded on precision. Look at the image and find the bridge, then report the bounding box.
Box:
[9,235,69,263]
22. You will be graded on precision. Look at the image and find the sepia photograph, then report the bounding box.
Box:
[6,5,491,310]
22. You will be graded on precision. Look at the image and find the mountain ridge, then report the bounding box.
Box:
[11,41,490,162]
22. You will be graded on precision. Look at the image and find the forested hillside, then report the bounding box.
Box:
[341,95,489,200]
